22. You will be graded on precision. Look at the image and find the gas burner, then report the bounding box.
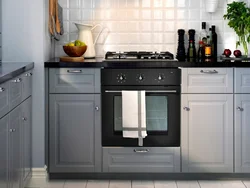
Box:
[105,51,174,60]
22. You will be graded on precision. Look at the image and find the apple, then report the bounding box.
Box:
[233,50,242,58]
[223,49,232,57]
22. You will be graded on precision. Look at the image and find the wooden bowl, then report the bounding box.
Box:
[63,46,87,57]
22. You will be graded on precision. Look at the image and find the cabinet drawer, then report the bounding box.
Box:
[0,82,9,119]
[103,147,180,173]
[49,68,100,93]
[9,76,22,110]
[182,68,233,93]
[21,71,33,101]
[235,68,250,93]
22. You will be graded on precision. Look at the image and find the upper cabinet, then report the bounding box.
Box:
[235,68,250,93]
[182,68,233,94]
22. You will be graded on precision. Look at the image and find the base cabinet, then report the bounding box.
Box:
[235,94,250,172]
[49,94,101,173]
[181,94,233,173]
[0,116,8,188]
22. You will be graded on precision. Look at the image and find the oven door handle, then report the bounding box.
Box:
[105,90,177,93]
[134,149,149,153]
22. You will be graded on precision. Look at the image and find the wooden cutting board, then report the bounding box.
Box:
[60,56,84,62]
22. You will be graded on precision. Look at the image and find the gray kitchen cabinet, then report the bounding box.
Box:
[181,94,234,173]
[0,115,9,188]
[21,97,32,183]
[49,68,100,94]
[103,147,180,173]
[235,94,250,172]
[9,76,22,110]
[49,94,101,173]
[21,71,32,101]
[9,105,22,188]
[0,82,9,119]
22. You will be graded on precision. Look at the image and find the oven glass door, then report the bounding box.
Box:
[102,86,180,147]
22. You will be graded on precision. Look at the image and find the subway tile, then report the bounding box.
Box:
[116,22,128,32]
[69,33,78,41]
[189,0,200,8]
[154,0,163,8]
[119,34,130,44]
[63,21,70,33]
[127,10,140,20]
[93,10,105,20]
[117,10,127,20]
[69,0,80,8]
[128,34,140,43]
[141,10,152,19]
[142,0,151,8]
[164,33,175,44]
[212,8,225,20]
[153,21,163,32]
[153,10,163,19]
[69,9,81,21]
[105,0,118,8]
[188,10,200,20]
[165,0,175,8]
[69,21,78,33]
[140,21,152,32]
[81,10,92,21]
[165,9,175,20]
[63,9,69,21]
[176,21,188,30]
[140,33,152,44]
[177,0,187,7]
[81,0,92,8]
[93,0,104,9]
[176,9,188,20]
[152,33,163,43]
[201,10,212,20]
[126,0,140,8]
[164,21,175,32]
[105,10,117,20]
[127,22,140,32]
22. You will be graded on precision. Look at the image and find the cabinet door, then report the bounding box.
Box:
[234,68,250,93]
[21,97,32,182]
[21,71,32,101]
[49,94,101,173]
[9,106,22,188]
[181,94,233,173]
[0,82,9,119]
[235,94,250,172]
[0,116,9,188]
[9,77,22,110]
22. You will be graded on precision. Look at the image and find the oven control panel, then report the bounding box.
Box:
[102,69,181,86]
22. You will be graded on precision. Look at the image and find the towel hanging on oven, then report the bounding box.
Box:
[122,91,147,146]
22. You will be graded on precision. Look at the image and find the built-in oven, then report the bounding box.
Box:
[101,68,181,147]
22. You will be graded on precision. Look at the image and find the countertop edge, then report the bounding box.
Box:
[0,62,34,84]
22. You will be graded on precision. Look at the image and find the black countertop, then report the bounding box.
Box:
[45,58,250,68]
[0,62,34,84]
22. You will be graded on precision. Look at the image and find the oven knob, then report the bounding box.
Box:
[158,75,163,80]
[119,75,124,80]
[139,75,143,81]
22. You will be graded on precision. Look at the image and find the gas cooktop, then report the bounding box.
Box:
[104,51,175,61]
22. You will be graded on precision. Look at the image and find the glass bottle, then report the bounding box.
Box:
[200,22,208,45]
[197,41,205,62]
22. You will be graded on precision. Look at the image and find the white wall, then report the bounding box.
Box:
[2,0,52,167]
[55,0,250,57]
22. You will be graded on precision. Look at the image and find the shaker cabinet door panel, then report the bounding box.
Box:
[9,77,22,110]
[21,97,32,182]
[235,69,250,93]
[235,94,250,172]
[9,106,22,188]
[49,94,101,173]
[0,116,9,188]
[21,71,32,101]
[0,82,9,119]
[181,94,233,173]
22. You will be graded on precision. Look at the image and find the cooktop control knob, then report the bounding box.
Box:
[136,74,145,82]
[117,74,126,83]
[157,74,165,81]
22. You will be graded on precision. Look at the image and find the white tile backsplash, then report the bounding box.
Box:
[55,0,250,58]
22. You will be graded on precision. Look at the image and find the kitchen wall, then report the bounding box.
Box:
[55,0,250,57]
[2,0,53,167]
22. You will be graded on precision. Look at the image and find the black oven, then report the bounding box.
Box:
[101,68,181,147]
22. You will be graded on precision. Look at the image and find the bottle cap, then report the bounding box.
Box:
[202,22,206,29]
[212,25,216,32]
[178,29,185,35]
[188,29,196,35]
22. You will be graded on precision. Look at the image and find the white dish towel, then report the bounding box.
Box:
[122,91,147,139]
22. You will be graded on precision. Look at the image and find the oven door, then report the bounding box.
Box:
[102,86,180,147]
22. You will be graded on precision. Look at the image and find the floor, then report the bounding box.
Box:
[25,179,250,188]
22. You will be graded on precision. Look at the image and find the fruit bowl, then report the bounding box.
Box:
[63,46,87,57]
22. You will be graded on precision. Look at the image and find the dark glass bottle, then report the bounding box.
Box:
[176,29,186,61]
[187,29,196,62]
[197,41,205,62]
[211,25,217,60]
